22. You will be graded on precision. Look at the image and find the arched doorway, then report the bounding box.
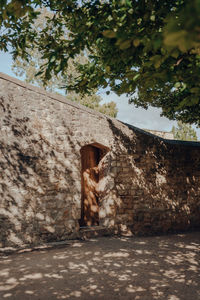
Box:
[79,143,109,227]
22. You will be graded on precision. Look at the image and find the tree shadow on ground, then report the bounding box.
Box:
[0,232,199,300]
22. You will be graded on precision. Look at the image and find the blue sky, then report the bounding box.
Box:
[1,50,199,138]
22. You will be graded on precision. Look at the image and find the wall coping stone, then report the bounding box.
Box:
[1,72,200,147]
[123,123,200,147]
[0,72,110,120]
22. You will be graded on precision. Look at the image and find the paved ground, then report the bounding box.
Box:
[0,232,199,300]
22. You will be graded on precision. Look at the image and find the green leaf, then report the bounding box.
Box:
[86,21,92,27]
[171,50,179,59]
[119,39,131,50]
[177,97,199,109]
[102,30,116,38]
[105,66,111,72]
[174,82,181,88]
[133,39,140,47]
[50,55,56,63]
[150,55,162,69]
[164,30,188,52]
[153,38,162,51]
[190,87,200,94]
[35,70,43,77]
[150,15,155,21]
[133,74,140,81]
[79,79,87,86]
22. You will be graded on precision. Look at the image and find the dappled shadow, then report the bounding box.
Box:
[107,119,200,236]
[0,94,82,248]
[0,233,199,300]
[1,76,200,249]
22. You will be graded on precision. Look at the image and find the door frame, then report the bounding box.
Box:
[79,143,110,227]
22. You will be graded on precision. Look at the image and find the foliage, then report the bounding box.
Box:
[171,121,198,141]
[1,1,200,124]
[66,92,117,118]
[11,8,118,118]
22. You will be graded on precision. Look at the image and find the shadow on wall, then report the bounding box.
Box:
[0,233,199,300]
[107,119,200,236]
[0,95,82,248]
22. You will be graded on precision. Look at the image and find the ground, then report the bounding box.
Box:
[0,232,199,300]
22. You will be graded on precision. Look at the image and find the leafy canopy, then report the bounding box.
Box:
[11,8,118,118]
[1,0,200,124]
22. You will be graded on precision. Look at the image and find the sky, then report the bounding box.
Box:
[1,50,200,138]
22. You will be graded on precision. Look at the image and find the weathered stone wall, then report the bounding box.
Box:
[144,129,174,140]
[112,125,200,235]
[0,73,200,248]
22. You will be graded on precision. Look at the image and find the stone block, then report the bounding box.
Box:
[1,73,200,248]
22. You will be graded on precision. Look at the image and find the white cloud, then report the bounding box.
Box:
[100,92,200,139]
[101,92,176,131]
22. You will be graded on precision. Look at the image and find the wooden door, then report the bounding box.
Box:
[80,145,100,227]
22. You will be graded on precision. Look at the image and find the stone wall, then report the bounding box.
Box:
[144,129,174,140]
[112,125,200,235]
[0,73,200,248]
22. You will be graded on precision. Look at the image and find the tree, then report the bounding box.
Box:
[11,8,118,118]
[171,121,198,141]
[1,1,200,124]
[66,92,118,117]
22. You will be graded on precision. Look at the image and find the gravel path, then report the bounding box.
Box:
[0,232,199,300]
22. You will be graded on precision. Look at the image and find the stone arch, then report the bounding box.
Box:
[79,143,110,227]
